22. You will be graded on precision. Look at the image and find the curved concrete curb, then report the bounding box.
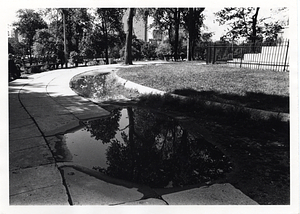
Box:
[114,72,289,122]
[114,73,165,95]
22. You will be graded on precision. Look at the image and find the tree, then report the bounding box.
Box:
[215,7,262,44]
[42,9,65,66]
[79,29,96,59]
[183,8,205,60]
[130,36,144,60]
[8,38,25,56]
[155,40,172,59]
[124,8,135,65]
[141,41,157,59]
[32,29,57,65]
[43,8,94,67]
[215,7,286,50]
[263,22,284,44]
[151,8,182,61]
[96,8,125,64]
[151,8,206,61]
[60,8,93,67]
[174,8,181,61]
[13,9,47,65]
[33,29,56,56]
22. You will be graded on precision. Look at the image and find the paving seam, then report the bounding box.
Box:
[57,167,74,205]
[14,77,72,205]
[9,184,62,197]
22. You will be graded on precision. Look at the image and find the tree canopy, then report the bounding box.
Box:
[215,7,285,43]
[13,9,48,63]
[9,7,287,67]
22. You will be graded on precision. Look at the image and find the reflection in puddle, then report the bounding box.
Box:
[53,107,232,188]
[70,73,139,101]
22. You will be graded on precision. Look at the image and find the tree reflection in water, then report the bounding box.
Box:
[85,106,232,188]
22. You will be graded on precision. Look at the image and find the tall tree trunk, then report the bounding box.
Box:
[174,8,180,61]
[28,39,33,65]
[168,24,173,50]
[251,7,260,52]
[125,8,134,65]
[187,8,194,61]
[187,8,195,61]
[143,11,149,42]
[62,9,68,68]
[103,15,109,64]
[187,34,190,61]
[187,8,204,61]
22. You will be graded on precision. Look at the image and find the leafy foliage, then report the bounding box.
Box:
[33,29,56,56]
[14,9,48,45]
[215,7,284,43]
[95,8,125,62]
[13,9,48,63]
[182,8,205,60]
[8,38,25,55]
[215,7,261,42]
[155,40,172,59]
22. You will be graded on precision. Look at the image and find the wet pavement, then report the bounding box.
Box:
[8,63,259,205]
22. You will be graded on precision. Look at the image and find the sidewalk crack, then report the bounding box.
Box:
[58,167,73,205]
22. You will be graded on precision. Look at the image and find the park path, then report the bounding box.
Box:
[8,63,259,205]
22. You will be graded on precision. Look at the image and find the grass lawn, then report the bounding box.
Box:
[117,62,289,113]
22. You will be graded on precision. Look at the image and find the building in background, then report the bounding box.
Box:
[8,24,19,41]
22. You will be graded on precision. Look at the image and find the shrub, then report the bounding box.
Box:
[69,51,80,67]
[30,65,42,73]
[155,41,172,59]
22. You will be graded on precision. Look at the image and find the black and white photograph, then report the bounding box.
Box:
[1,1,299,214]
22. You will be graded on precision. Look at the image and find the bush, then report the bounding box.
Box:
[30,65,42,73]
[69,51,80,67]
[155,41,172,60]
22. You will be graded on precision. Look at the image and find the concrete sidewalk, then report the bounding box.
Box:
[9,64,259,205]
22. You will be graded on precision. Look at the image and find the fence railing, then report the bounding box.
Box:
[204,39,289,72]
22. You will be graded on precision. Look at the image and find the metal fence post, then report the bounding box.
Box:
[240,44,244,68]
[283,40,289,72]
[212,43,216,64]
[206,43,210,64]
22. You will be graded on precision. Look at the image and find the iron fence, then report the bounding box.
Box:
[204,39,289,72]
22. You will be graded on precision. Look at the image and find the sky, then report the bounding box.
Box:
[203,8,228,41]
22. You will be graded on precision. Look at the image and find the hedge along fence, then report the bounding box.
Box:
[19,56,115,73]
[204,39,289,72]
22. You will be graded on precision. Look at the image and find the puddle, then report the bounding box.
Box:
[52,106,232,188]
[70,73,139,101]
